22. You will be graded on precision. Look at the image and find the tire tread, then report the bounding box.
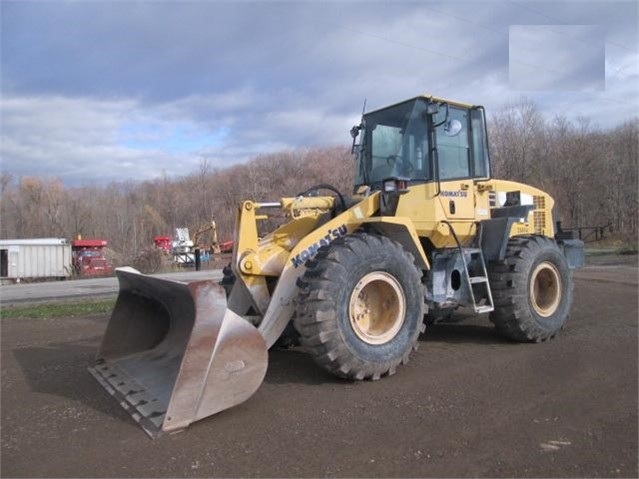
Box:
[295,231,425,380]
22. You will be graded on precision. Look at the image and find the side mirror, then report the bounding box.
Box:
[350,124,362,154]
[444,119,463,137]
[426,102,439,115]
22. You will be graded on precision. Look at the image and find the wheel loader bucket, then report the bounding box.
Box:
[89,268,268,438]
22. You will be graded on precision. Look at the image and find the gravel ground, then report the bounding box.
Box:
[1,261,637,478]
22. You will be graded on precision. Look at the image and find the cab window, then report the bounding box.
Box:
[470,107,489,178]
[435,107,470,180]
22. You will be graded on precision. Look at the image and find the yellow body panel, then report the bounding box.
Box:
[393,181,488,246]
[230,193,381,323]
[234,194,376,277]
[391,179,554,248]
[233,178,555,281]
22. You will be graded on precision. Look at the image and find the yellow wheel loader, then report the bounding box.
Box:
[90,95,584,437]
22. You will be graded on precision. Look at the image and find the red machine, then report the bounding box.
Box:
[219,240,234,253]
[71,239,111,277]
[153,236,171,254]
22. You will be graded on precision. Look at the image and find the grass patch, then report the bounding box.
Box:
[586,246,638,257]
[1,298,116,320]
[618,245,639,255]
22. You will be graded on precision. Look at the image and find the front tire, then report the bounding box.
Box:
[488,235,573,342]
[295,232,425,380]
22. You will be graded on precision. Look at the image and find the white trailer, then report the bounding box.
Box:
[0,238,72,282]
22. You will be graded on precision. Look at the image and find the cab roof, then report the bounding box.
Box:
[364,94,477,116]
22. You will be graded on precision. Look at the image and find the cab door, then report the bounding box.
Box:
[435,106,475,219]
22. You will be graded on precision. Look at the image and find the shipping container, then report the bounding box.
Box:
[0,238,72,281]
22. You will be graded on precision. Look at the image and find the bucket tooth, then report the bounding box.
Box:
[89,268,268,438]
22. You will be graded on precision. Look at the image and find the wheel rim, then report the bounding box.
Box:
[530,261,562,317]
[349,272,406,345]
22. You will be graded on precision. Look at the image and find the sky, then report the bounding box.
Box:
[1,0,637,185]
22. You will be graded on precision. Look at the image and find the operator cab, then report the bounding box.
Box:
[352,96,491,190]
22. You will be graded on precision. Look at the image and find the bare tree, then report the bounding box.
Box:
[0,131,635,259]
[489,96,545,183]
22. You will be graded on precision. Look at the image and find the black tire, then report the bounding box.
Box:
[488,235,573,342]
[295,232,425,380]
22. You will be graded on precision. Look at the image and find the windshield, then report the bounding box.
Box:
[355,98,431,186]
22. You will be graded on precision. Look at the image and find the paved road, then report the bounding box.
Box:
[0,269,223,306]
[1,263,637,477]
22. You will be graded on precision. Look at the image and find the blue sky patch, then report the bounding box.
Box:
[118,121,230,154]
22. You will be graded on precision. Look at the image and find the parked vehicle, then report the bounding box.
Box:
[71,238,112,277]
[0,238,72,282]
[153,236,172,254]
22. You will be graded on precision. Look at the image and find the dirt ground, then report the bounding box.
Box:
[1,260,637,478]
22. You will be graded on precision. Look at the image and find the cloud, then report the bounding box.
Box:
[1,1,636,185]
[0,96,185,183]
[509,25,605,91]
[0,91,357,184]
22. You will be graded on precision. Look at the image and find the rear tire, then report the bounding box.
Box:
[295,232,425,380]
[488,235,573,342]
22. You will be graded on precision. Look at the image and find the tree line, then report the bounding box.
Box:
[490,99,637,236]
[0,147,355,264]
[1,99,636,265]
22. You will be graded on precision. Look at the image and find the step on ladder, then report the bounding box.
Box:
[442,221,494,314]
[460,248,494,314]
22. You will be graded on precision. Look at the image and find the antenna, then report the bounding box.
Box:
[350,98,368,153]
